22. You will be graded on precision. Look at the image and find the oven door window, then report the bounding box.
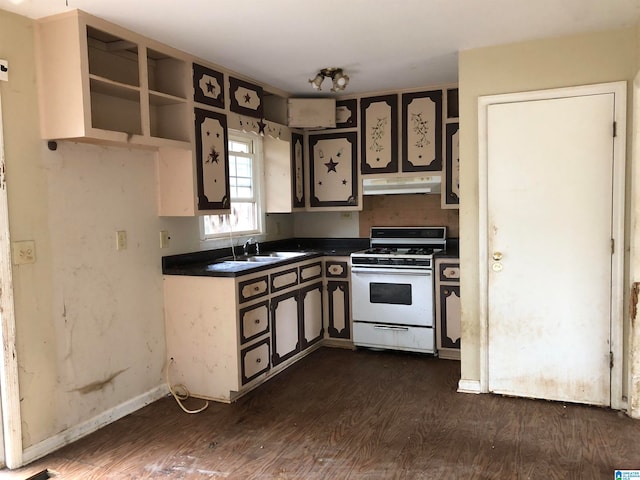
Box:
[370,282,412,305]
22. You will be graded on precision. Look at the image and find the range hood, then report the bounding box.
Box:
[362,175,442,195]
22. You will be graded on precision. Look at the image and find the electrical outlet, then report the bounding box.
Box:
[160,230,170,248]
[116,230,127,250]
[341,212,352,219]
[12,240,35,265]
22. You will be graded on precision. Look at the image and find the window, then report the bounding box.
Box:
[201,131,263,240]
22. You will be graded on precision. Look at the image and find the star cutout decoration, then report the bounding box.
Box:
[342,179,348,185]
[244,93,252,103]
[207,147,220,164]
[206,130,210,136]
[324,158,339,173]
[206,81,215,94]
[257,119,266,135]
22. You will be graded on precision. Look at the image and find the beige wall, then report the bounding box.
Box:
[458,27,638,409]
[0,9,169,448]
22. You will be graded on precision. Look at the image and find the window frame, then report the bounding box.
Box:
[200,130,265,247]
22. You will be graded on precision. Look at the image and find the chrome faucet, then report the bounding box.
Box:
[243,238,260,255]
[243,238,253,256]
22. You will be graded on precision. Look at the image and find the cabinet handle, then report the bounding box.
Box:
[254,286,260,291]
[256,358,262,363]
[255,319,260,324]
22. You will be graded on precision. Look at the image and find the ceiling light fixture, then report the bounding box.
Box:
[308,67,350,93]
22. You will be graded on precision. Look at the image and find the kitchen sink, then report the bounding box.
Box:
[219,251,308,264]
[258,251,307,259]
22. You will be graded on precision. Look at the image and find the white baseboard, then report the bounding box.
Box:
[21,384,169,467]
[458,379,481,394]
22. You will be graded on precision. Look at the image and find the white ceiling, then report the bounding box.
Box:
[3,0,640,96]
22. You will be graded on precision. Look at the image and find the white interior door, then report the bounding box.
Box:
[486,92,616,406]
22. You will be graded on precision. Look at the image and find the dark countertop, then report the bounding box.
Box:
[163,237,459,277]
[162,237,369,278]
[436,238,459,259]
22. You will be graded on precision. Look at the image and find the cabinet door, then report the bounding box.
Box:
[308,132,358,209]
[360,95,398,174]
[443,122,460,208]
[438,284,461,350]
[300,282,324,349]
[194,108,230,211]
[291,132,305,209]
[326,281,351,339]
[271,290,300,366]
[401,90,442,172]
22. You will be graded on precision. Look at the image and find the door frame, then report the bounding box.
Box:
[477,82,627,410]
[0,92,23,467]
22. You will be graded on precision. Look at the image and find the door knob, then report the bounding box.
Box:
[492,252,503,261]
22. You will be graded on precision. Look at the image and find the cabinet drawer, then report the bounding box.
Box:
[238,275,269,303]
[300,262,323,284]
[239,301,270,344]
[438,262,460,282]
[325,260,348,278]
[353,323,434,354]
[241,338,270,385]
[271,267,299,293]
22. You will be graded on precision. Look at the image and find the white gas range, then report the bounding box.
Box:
[350,227,446,354]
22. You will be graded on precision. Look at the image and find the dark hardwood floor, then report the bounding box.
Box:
[4,347,640,479]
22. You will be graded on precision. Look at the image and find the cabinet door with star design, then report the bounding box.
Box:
[195,108,230,211]
[229,77,264,118]
[401,90,442,172]
[308,132,359,209]
[360,95,398,174]
[193,63,224,109]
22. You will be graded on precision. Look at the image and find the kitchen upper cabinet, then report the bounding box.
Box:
[401,90,442,172]
[360,95,398,174]
[35,10,191,149]
[264,132,305,213]
[435,257,461,360]
[442,88,460,209]
[443,122,460,208]
[194,108,230,211]
[308,131,360,210]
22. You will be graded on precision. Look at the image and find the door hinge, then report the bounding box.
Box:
[610,351,614,369]
[611,238,615,255]
[613,121,617,138]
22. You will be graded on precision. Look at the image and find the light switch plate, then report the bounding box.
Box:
[12,240,35,265]
[116,230,127,250]
[159,230,170,248]
[0,59,8,82]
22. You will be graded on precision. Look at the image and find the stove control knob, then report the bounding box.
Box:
[492,262,503,272]
[492,251,503,261]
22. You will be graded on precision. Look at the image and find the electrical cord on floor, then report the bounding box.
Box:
[165,357,209,414]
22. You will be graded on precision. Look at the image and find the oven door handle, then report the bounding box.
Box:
[351,267,432,276]
[373,325,410,332]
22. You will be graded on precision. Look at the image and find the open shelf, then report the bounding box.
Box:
[87,26,139,87]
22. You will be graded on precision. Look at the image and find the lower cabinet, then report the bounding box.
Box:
[324,257,352,345]
[300,282,324,348]
[435,257,461,360]
[271,290,301,366]
[164,257,326,403]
